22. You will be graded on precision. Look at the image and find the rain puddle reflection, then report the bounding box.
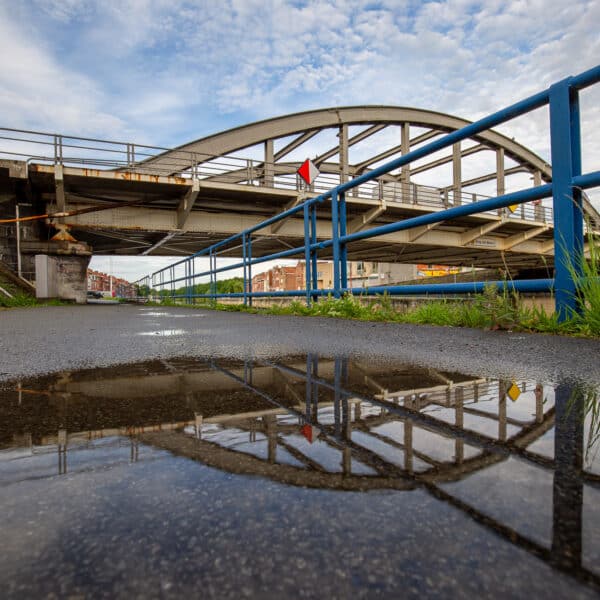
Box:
[0,356,598,597]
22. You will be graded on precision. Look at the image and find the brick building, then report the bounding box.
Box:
[250,261,466,294]
[87,269,136,298]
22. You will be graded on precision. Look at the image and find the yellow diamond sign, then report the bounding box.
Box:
[508,204,518,213]
[507,382,521,402]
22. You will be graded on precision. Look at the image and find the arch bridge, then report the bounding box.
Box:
[3,105,598,269]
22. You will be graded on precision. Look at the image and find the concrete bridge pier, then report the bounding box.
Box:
[33,240,92,304]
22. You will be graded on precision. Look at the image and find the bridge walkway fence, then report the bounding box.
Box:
[140,65,600,321]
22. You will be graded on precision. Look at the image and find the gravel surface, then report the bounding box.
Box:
[1,304,599,383]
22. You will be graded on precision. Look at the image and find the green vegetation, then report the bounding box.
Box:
[124,228,600,338]
[0,293,65,309]
[152,272,600,338]
[146,227,600,337]
[565,383,600,466]
[568,227,600,336]
[144,277,244,299]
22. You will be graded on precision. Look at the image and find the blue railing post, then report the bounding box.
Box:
[242,232,247,306]
[191,258,196,305]
[310,205,318,301]
[549,77,583,321]
[185,261,190,304]
[339,192,348,292]
[210,250,216,305]
[331,190,341,298]
[247,235,253,307]
[303,202,311,306]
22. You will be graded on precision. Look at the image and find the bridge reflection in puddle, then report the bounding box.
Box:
[0,356,599,597]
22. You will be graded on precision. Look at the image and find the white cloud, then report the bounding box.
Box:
[1,0,599,277]
[0,3,126,137]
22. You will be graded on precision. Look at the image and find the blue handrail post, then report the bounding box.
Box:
[303,203,311,306]
[549,78,584,321]
[331,190,341,298]
[210,249,216,306]
[185,261,190,304]
[242,232,247,307]
[247,235,253,307]
[310,205,318,302]
[339,192,348,293]
[190,258,196,304]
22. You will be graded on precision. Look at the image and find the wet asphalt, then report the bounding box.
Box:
[1,303,599,383]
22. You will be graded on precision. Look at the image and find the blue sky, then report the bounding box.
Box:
[1,0,598,281]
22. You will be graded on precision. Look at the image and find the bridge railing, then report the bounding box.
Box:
[0,125,555,226]
[144,65,600,321]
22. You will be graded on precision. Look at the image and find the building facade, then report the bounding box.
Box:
[250,261,421,293]
[87,269,135,298]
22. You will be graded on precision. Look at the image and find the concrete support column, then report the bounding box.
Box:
[264,139,274,187]
[452,142,462,205]
[496,148,505,197]
[54,164,66,213]
[339,125,349,184]
[35,246,91,304]
[401,123,411,202]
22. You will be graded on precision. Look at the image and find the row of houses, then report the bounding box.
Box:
[251,261,461,292]
[87,269,136,298]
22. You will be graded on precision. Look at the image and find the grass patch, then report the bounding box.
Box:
[0,293,65,309]
[150,281,599,338]
[570,227,600,336]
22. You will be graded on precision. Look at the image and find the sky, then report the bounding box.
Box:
[1,0,598,282]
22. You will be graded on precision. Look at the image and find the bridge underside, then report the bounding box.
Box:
[22,163,556,269]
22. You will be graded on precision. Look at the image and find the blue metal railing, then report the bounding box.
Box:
[143,65,600,321]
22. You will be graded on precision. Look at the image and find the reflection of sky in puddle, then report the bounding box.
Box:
[0,355,598,596]
[136,329,187,336]
[141,312,205,318]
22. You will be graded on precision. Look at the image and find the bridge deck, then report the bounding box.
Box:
[14,162,565,268]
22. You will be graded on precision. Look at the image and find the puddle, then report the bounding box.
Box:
[141,311,206,318]
[0,356,598,597]
[136,329,188,336]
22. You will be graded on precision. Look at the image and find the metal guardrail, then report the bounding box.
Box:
[139,65,600,321]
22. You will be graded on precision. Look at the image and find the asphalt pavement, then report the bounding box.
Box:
[1,303,599,383]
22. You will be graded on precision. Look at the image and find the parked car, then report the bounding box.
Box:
[87,290,103,299]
